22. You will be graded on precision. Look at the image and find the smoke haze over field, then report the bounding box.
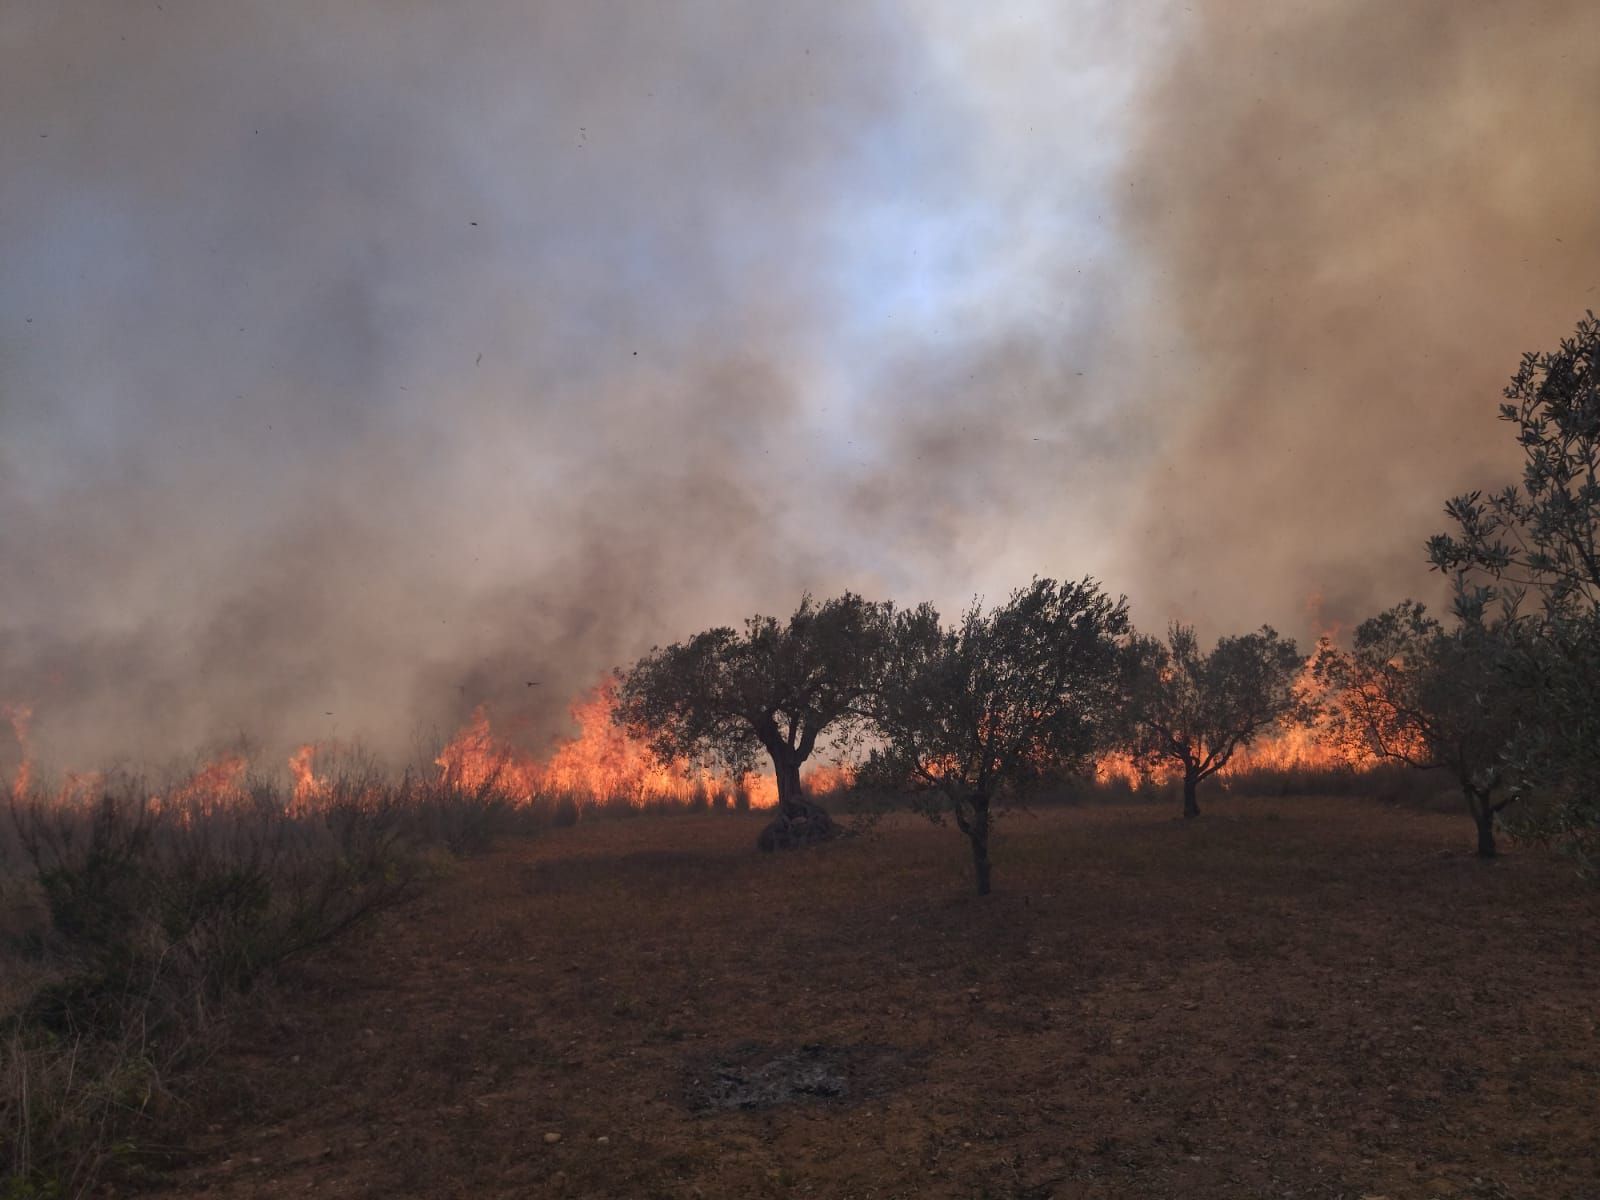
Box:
[1114,0,1600,631]
[2,1,1597,772]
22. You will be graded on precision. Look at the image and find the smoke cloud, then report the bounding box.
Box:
[2,1,1596,775]
[1109,0,1600,633]
[1,0,949,771]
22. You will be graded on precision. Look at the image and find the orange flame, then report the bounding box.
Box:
[155,752,250,818]
[2,702,33,801]
[1225,614,1419,775]
[539,680,707,804]
[1222,723,1348,774]
[2,679,848,823]
[55,770,105,806]
[433,678,853,811]
[288,742,331,815]
[434,704,546,801]
[802,762,855,797]
[1095,750,1171,787]
[1096,611,1371,785]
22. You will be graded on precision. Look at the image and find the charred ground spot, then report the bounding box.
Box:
[683,1042,919,1113]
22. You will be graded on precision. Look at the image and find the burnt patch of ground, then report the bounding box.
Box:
[142,800,1600,1199]
[684,1042,920,1112]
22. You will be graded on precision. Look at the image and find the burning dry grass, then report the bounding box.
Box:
[428,679,840,815]
[3,663,1385,848]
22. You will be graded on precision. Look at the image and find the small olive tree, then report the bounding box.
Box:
[1119,624,1304,819]
[1427,311,1600,872]
[614,592,889,851]
[864,578,1128,895]
[1314,600,1524,857]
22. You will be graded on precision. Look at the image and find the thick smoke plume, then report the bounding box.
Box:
[1111,0,1600,632]
[2,1,1596,776]
[0,1,936,772]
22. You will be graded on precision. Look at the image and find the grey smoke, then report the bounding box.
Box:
[2,0,1595,775]
[1108,0,1600,634]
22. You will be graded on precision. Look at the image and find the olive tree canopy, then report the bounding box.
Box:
[1427,312,1600,871]
[1119,624,1304,819]
[1314,600,1523,858]
[614,591,889,850]
[864,577,1128,895]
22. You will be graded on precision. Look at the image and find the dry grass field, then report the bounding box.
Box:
[144,797,1599,1200]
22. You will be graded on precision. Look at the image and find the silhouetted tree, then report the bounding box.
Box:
[614,592,889,851]
[1429,311,1600,615]
[1427,311,1600,872]
[1314,601,1523,858]
[1119,624,1303,819]
[864,578,1127,895]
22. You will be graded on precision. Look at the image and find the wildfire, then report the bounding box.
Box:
[288,742,331,815]
[1240,617,1419,775]
[434,679,730,809]
[802,762,854,797]
[1223,721,1348,774]
[13,629,1389,820]
[1094,607,1378,785]
[158,752,250,815]
[56,770,105,805]
[434,704,546,801]
[1094,751,1165,787]
[2,702,33,802]
[433,678,855,810]
[539,681,706,804]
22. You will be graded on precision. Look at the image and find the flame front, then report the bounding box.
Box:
[158,753,250,816]
[2,702,33,802]
[1096,616,1364,785]
[289,743,331,815]
[435,705,546,801]
[1225,627,1364,775]
[539,681,706,804]
[433,678,849,810]
[5,625,1389,817]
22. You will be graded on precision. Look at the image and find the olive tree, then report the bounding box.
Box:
[1119,624,1304,819]
[1427,311,1600,870]
[1313,600,1523,857]
[614,592,889,851]
[1428,311,1600,615]
[864,578,1128,895]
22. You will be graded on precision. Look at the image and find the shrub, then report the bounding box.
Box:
[1,768,532,1198]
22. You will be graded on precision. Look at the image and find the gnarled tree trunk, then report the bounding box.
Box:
[968,796,993,896]
[756,744,838,852]
[949,792,994,894]
[1182,771,1201,819]
[1471,793,1497,859]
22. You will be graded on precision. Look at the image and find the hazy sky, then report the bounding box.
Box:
[3,0,1597,771]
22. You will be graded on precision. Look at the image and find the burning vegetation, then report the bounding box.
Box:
[2,703,33,803]
[3,315,1599,1200]
[432,682,748,812]
[3,678,851,827]
[0,602,1534,878]
[0,627,1442,838]
[429,681,829,815]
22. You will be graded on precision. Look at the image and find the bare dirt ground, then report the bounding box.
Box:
[147,798,1599,1199]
